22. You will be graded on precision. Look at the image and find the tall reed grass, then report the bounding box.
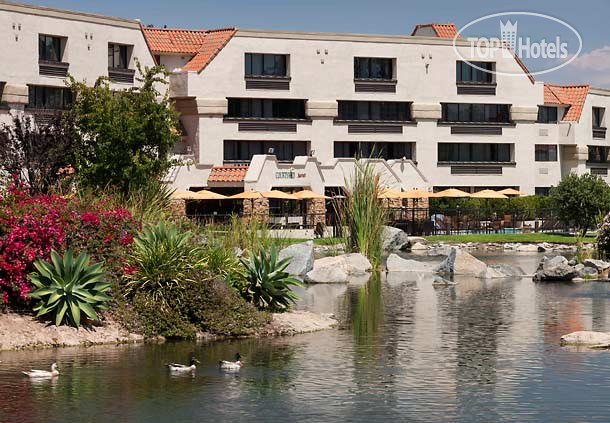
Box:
[335,160,387,267]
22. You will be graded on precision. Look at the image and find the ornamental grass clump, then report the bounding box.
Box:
[123,222,206,307]
[28,250,110,327]
[335,160,387,267]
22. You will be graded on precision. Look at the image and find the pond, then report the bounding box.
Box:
[2,252,610,422]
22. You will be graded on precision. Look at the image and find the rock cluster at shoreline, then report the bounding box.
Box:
[533,256,610,282]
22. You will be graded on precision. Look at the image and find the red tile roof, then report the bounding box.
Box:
[142,27,208,54]
[182,28,236,72]
[544,84,590,122]
[411,23,460,39]
[208,165,248,183]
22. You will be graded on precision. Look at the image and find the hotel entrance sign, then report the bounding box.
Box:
[275,170,306,179]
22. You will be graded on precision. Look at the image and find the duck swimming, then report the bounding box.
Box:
[219,353,243,371]
[23,363,59,378]
[167,357,200,372]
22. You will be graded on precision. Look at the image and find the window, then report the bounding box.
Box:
[108,44,129,69]
[334,142,413,160]
[441,103,511,123]
[354,57,393,80]
[438,143,512,162]
[535,187,551,196]
[337,101,411,121]
[456,61,494,83]
[588,146,610,163]
[38,34,62,62]
[28,85,72,109]
[593,107,605,128]
[537,106,558,123]
[227,98,306,119]
[535,144,558,161]
[245,54,287,77]
[223,140,308,162]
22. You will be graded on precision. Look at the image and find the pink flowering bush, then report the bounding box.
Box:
[0,181,139,305]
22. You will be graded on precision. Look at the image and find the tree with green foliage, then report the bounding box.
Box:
[551,172,610,236]
[68,60,180,192]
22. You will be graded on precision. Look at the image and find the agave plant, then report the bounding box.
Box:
[124,221,205,306]
[237,246,303,312]
[28,250,110,327]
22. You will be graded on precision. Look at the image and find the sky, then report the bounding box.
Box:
[20,0,610,88]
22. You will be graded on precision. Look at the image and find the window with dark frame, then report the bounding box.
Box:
[223,140,308,162]
[108,44,129,69]
[588,145,610,163]
[333,142,413,160]
[535,187,551,196]
[456,61,494,83]
[441,103,511,123]
[593,107,605,128]
[337,101,411,121]
[438,143,512,162]
[39,34,62,62]
[226,98,306,119]
[535,144,558,161]
[537,106,558,123]
[354,57,394,80]
[27,85,73,110]
[245,53,287,77]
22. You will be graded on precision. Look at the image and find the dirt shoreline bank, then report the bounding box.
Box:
[0,310,338,351]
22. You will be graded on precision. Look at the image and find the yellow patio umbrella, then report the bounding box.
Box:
[293,189,330,200]
[432,188,471,198]
[193,190,227,200]
[470,189,508,199]
[230,190,264,200]
[498,188,525,196]
[261,190,298,200]
[170,190,206,200]
[378,188,403,199]
[400,189,433,199]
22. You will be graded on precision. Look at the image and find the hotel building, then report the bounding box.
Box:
[1,1,609,196]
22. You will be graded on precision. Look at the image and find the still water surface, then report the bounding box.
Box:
[2,252,610,422]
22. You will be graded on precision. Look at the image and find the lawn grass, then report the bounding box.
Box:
[423,233,595,244]
[282,237,344,246]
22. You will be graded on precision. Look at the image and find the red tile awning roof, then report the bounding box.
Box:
[544,84,590,122]
[142,27,208,54]
[208,165,248,183]
[411,23,460,39]
[182,28,236,72]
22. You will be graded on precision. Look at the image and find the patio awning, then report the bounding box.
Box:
[293,190,330,200]
[470,189,508,199]
[432,188,471,198]
[400,189,432,199]
[498,188,525,196]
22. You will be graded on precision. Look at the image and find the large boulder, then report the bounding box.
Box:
[304,253,372,283]
[484,264,526,278]
[386,254,436,272]
[583,259,610,272]
[434,247,488,277]
[381,226,410,251]
[516,244,540,252]
[533,255,578,281]
[410,242,428,251]
[560,331,610,347]
[278,241,314,276]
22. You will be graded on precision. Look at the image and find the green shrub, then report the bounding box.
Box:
[28,250,110,327]
[181,278,269,335]
[124,222,205,307]
[131,292,197,339]
[236,246,303,312]
[203,244,242,282]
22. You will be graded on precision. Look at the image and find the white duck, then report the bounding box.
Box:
[23,363,59,378]
[219,353,243,371]
[167,357,199,372]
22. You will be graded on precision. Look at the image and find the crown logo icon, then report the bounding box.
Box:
[500,20,518,50]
